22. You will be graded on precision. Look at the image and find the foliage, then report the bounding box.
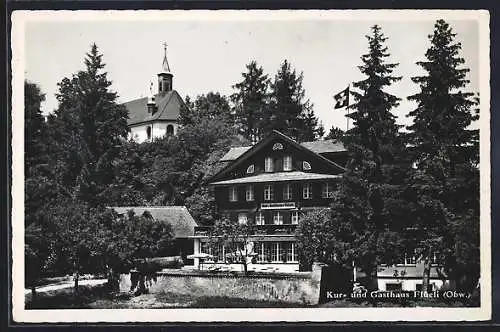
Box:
[231,61,271,143]
[209,218,256,273]
[268,59,322,142]
[179,92,233,127]
[406,19,479,291]
[325,126,345,141]
[325,25,410,277]
[295,209,334,271]
[47,43,129,206]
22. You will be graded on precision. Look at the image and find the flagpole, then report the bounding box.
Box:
[346,84,350,132]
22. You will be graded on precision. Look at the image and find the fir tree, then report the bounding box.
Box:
[49,43,129,206]
[231,61,270,144]
[268,60,321,142]
[406,20,479,291]
[325,126,345,141]
[329,25,410,280]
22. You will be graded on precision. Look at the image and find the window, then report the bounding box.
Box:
[245,185,254,201]
[283,156,292,171]
[166,124,174,136]
[272,142,284,151]
[255,212,265,225]
[284,242,298,262]
[302,161,312,171]
[238,213,248,225]
[273,212,283,225]
[146,126,152,140]
[265,157,274,172]
[229,186,238,202]
[291,211,299,224]
[264,185,274,201]
[255,242,266,262]
[246,165,255,174]
[271,242,280,262]
[322,183,335,198]
[283,183,293,200]
[303,183,312,199]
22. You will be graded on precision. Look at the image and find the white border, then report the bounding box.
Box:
[11,9,491,322]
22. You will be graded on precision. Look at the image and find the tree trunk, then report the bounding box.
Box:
[107,266,120,293]
[31,286,37,304]
[422,255,431,292]
[73,270,79,296]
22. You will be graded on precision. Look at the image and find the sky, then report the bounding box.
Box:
[20,10,483,132]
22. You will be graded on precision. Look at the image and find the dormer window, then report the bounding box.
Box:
[283,156,292,171]
[302,161,312,171]
[246,165,255,174]
[273,142,284,151]
[265,157,274,172]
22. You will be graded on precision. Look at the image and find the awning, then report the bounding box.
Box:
[210,171,341,185]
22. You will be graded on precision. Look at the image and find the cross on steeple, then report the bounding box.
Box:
[162,41,171,73]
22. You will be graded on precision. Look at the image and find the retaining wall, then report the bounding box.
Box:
[119,264,325,305]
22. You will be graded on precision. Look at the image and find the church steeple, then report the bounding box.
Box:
[158,42,173,94]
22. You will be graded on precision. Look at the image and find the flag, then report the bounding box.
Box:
[334,86,349,109]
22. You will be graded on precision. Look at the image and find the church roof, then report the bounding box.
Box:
[123,90,183,126]
[110,206,197,238]
[220,139,346,162]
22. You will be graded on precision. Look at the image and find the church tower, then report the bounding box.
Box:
[158,42,173,94]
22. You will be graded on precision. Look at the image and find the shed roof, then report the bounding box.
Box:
[210,171,341,185]
[110,206,197,238]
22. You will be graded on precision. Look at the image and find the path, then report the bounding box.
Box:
[25,279,108,295]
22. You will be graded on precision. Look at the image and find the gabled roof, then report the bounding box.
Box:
[110,206,197,238]
[123,90,183,126]
[210,130,346,183]
[220,139,346,162]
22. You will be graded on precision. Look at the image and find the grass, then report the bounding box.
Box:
[26,281,479,309]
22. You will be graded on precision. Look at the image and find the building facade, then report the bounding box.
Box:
[123,44,183,143]
[191,130,348,272]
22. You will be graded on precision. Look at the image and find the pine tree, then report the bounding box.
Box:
[329,25,410,280]
[268,60,321,142]
[325,126,345,140]
[49,43,129,206]
[406,20,479,291]
[231,61,270,144]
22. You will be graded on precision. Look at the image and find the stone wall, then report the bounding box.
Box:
[119,265,324,305]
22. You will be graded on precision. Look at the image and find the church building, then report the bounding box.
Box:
[123,44,184,143]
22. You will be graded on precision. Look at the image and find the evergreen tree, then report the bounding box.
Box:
[325,126,345,140]
[328,25,410,280]
[231,61,270,144]
[49,43,129,206]
[268,60,321,142]
[406,20,479,291]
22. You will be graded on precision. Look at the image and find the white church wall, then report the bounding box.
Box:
[129,122,178,143]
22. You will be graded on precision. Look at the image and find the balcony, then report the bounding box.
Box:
[193,224,298,237]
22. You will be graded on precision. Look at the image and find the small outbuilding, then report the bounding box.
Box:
[111,206,198,264]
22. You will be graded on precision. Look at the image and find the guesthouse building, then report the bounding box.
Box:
[191,130,347,272]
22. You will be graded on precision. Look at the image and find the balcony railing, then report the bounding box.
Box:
[194,224,298,237]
